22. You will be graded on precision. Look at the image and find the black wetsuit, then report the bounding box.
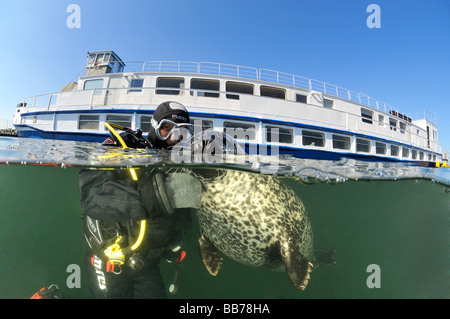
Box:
[79,148,191,299]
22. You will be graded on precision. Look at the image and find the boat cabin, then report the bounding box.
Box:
[85,51,125,76]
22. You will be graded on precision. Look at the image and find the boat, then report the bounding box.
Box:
[13,50,443,166]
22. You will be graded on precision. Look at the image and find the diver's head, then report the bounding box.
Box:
[151,101,192,146]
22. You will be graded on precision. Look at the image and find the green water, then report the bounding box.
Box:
[0,164,448,299]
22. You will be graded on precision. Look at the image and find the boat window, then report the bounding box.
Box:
[399,122,406,134]
[427,154,432,161]
[223,121,256,140]
[389,118,397,131]
[190,79,220,97]
[96,54,104,63]
[260,85,285,99]
[87,54,95,65]
[376,142,387,155]
[332,134,351,150]
[361,108,373,124]
[419,151,424,160]
[117,62,124,73]
[226,81,254,100]
[156,77,185,95]
[296,94,307,103]
[391,145,399,156]
[356,138,371,153]
[79,115,99,130]
[265,126,293,144]
[129,79,144,93]
[323,99,333,108]
[103,53,110,63]
[412,149,417,160]
[432,154,436,161]
[33,116,37,123]
[21,117,26,124]
[402,147,409,158]
[191,118,214,132]
[378,115,384,126]
[302,130,325,147]
[84,79,104,90]
[106,115,132,129]
[140,116,152,132]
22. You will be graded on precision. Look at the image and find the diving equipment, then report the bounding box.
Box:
[103,122,152,149]
[128,253,145,271]
[30,284,68,299]
[153,119,193,142]
[83,214,147,267]
[152,171,175,215]
[150,101,192,143]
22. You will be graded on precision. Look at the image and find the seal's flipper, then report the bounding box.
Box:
[199,234,222,276]
[280,239,313,290]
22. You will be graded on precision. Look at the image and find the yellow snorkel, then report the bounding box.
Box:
[104,122,128,148]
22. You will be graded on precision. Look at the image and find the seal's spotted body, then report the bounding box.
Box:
[193,169,320,290]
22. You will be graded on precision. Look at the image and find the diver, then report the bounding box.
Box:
[79,101,201,299]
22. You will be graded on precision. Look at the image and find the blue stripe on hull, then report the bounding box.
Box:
[243,144,411,163]
[15,125,108,143]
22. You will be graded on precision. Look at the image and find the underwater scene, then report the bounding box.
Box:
[0,136,448,299]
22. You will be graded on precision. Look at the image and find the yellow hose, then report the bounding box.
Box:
[104,122,145,251]
[131,220,146,251]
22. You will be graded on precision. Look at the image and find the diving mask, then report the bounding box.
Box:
[154,119,193,142]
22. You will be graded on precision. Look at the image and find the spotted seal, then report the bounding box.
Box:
[191,168,335,290]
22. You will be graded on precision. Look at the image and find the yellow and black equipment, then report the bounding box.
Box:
[101,123,148,266]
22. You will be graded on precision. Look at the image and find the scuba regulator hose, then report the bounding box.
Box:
[131,219,146,251]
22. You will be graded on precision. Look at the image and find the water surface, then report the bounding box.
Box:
[0,137,448,298]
